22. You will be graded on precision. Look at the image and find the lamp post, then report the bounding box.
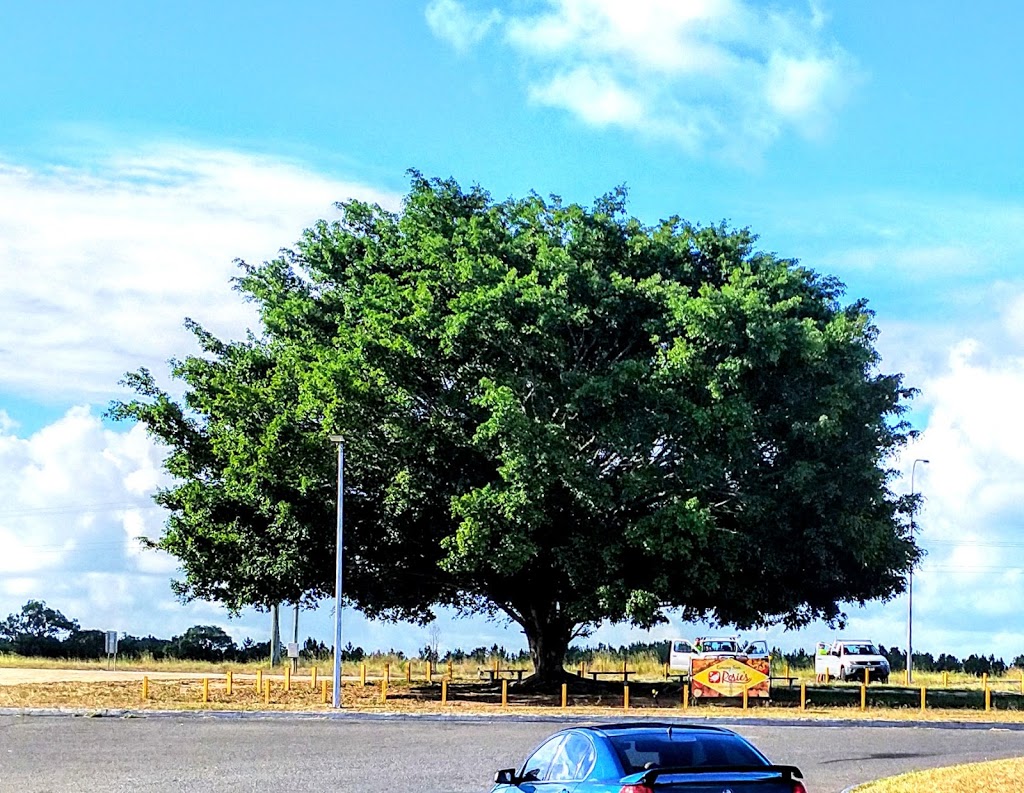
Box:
[907,457,929,684]
[329,435,345,708]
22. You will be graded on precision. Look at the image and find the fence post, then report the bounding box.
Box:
[561,683,567,709]
[427,660,433,683]
[920,685,926,713]
[943,671,949,688]
[264,679,271,705]
[800,682,806,711]
[442,679,448,705]
[681,683,689,710]
[502,679,508,708]
[447,659,454,680]
[142,676,149,701]
[226,670,233,696]
[321,680,328,705]
[406,661,412,683]
[256,669,262,693]
[624,684,630,711]
[285,665,291,692]
[742,686,748,711]
[860,684,866,712]
[985,685,992,712]
[203,677,209,704]
[311,666,317,690]
[385,662,391,685]
[380,679,387,704]
[360,663,366,686]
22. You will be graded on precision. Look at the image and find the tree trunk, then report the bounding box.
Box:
[524,617,574,687]
[270,604,281,666]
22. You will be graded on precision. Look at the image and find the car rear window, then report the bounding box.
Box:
[609,732,766,774]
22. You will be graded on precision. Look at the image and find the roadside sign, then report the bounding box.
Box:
[105,631,118,655]
[691,657,769,698]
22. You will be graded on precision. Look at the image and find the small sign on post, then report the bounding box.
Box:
[105,631,119,670]
[287,641,300,675]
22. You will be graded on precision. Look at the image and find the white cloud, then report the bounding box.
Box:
[0,144,399,402]
[430,0,857,161]
[425,0,501,54]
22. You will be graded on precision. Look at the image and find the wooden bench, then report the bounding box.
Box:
[478,668,527,683]
[589,670,632,683]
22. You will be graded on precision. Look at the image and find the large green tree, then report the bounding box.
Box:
[115,174,918,682]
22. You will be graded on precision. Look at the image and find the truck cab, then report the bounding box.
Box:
[669,637,769,675]
[815,640,890,683]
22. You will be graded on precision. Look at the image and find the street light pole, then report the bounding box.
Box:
[329,436,345,708]
[907,457,929,684]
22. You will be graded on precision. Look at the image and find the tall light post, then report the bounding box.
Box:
[329,435,345,708]
[907,457,929,684]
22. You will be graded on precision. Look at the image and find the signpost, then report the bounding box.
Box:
[105,631,119,670]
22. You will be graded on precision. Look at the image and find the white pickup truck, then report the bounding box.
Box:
[668,636,769,676]
[814,639,890,683]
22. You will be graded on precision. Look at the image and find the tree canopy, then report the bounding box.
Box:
[113,174,918,680]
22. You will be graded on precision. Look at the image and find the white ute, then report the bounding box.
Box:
[815,639,890,683]
[668,636,769,676]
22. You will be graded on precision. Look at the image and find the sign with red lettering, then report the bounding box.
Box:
[691,657,770,698]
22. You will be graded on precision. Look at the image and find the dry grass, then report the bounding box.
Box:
[850,757,1024,792]
[7,674,1024,724]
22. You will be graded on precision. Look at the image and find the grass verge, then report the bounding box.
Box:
[851,757,1024,792]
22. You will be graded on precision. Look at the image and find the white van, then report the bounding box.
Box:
[668,636,769,675]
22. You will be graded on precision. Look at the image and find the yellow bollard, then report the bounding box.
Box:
[360,663,366,686]
[742,687,748,711]
[943,671,949,688]
[311,666,317,690]
[321,680,328,705]
[784,661,790,680]
[624,685,630,710]
[864,667,869,686]
[226,670,233,696]
[800,682,806,711]
[285,665,291,692]
[986,685,992,712]
[502,679,508,708]
[920,685,926,712]
[983,672,988,691]
[427,660,433,682]
[256,669,262,693]
[380,679,387,704]
[682,684,689,710]
[447,659,454,680]
[385,662,391,684]
[860,684,866,711]
[264,679,271,705]
[493,657,499,675]
[1020,669,1023,695]
[904,669,909,685]
[441,679,448,704]
[561,683,567,709]
[142,676,149,701]
[203,677,209,704]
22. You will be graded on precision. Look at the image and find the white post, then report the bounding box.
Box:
[907,458,929,684]
[330,436,345,708]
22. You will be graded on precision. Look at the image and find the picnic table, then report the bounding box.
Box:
[588,670,632,683]
[478,668,527,683]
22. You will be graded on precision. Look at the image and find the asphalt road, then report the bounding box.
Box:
[3,712,1024,792]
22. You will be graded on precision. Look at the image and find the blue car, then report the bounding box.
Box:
[491,722,806,793]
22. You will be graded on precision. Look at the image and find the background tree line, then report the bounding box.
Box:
[5,600,1021,674]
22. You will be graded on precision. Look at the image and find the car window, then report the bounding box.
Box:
[520,735,566,782]
[546,733,597,782]
[673,641,692,653]
[610,733,766,774]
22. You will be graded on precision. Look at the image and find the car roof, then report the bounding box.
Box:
[580,722,738,738]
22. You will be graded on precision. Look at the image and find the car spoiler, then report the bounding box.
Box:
[639,764,804,786]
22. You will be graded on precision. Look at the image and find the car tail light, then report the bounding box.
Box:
[618,786,654,793]
[792,781,808,793]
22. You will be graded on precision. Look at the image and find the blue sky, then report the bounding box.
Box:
[3,0,1024,661]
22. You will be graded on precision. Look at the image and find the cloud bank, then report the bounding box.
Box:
[426,0,857,161]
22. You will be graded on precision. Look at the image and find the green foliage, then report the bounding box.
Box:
[113,173,918,678]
